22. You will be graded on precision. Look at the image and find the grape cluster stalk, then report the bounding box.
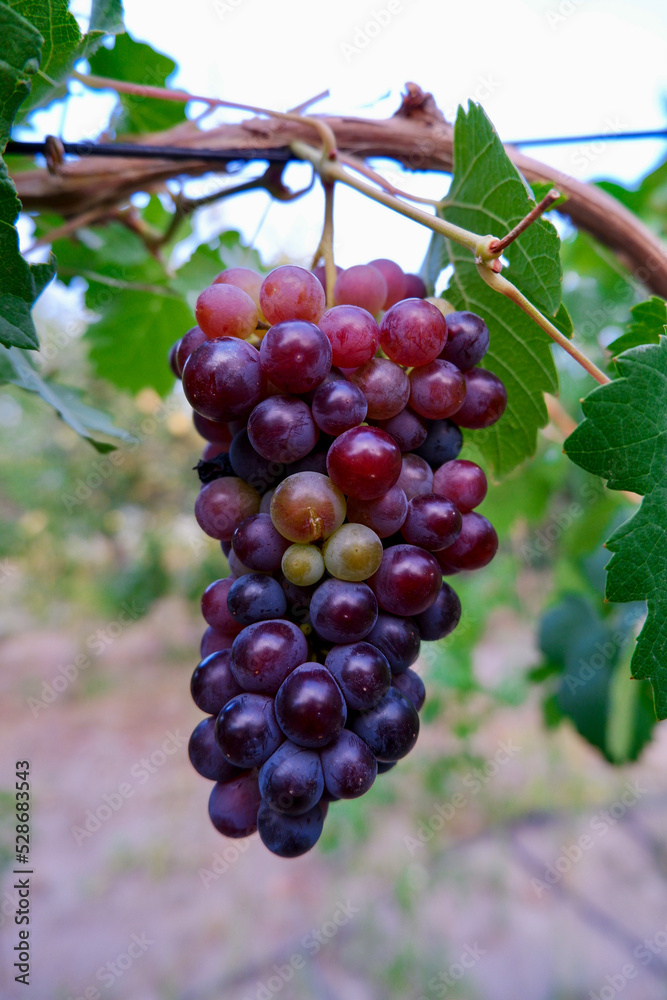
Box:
[169,258,506,858]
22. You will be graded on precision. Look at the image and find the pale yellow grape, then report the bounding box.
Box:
[281,544,325,586]
[322,523,383,581]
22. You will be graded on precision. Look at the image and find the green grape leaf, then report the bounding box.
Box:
[1,344,135,449]
[87,0,124,38]
[565,337,667,717]
[607,296,667,355]
[88,32,185,134]
[425,103,563,477]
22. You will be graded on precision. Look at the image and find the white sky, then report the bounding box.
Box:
[28,0,667,271]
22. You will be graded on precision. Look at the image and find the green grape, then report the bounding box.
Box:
[281,544,325,586]
[322,523,383,582]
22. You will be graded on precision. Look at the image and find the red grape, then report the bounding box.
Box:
[259,320,332,393]
[182,338,265,422]
[437,512,498,571]
[432,459,488,512]
[348,358,410,420]
[408,359,467,420]
[260,265,325,324]
[326,426,402,500]
[453,369,507,428]
[195,283,258,340]
[333,264,387,314]
[318,304,380,367]
[368,258,407,308]
[380,298,448,367]
[369,544,441,616]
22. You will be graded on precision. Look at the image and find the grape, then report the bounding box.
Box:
[274,663,347,748]
[408,360,467,420]
[175,326,207,376]
[391,670,425,711]
[257,799,325,857]
[201,577,242,634]
[414,419,463,467]
[193,411,233,447]
[189,717,244,782]
[313,263,342,289]
[401,494,462,551]
[432,459,488,512]
[437,512,498,571]
[379,298,448,367]
[369,544,441,616]
[191,650,243,715]
[215,692,283,768]
[247,396,319,464]
[324,641,391,710]
[230,618,308,694]
[259,741,324,815]
[396,453,434,500]
[227,550,255,578]
[168,340,180,378]
[281,544,325,587]
[333,265,387,315]
[270,472,346,544]
[286,441,331,477]
[348,358,410,420]
[260,265,325,324]
[232,513,290,573]
[259,320,332,393]
[195,283,258,340]
[319,304,380,367]
[453,369,507,428]
[320,730,378,798]
[202,442,224,461]
[209,772,262,839]
[403,273,427,299]
[213,267,263,311]
[374,408,427,452]
[195,477,261,541]
[345,487,408,539]
[309,579,378,643]
[201,626,236,658]
[277,574,316,626]
[322,523,383,581]
[368,258,407,308]
[377,761,397,775]
[259,490,274,515]
[438,311,490,371]
[350,688,419,761]
[413,581,461,640]
[229,429,285,495]
[182,338,265,422]
[227,574,288,625]
[326,426,402,500]
[311,380,367,435]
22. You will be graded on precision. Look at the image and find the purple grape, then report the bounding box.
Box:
[201,577,242,634]
[370,544,442,617]
[320,730,378,798]
[215,693,283,768]
[247,396,319,464]
[208,772,262,838]
[350,688,419,761]
[380,298,448,367]
[227,574,287,625]
[324,642,391,710]
[432,459,488,512]
[175,326,207,376]
[259,741,324,815]
[200,626,236,658]
[439,311,490,371]
[412,581,461,640]
[182,338,265,422]
[346,487,408,539]
[232,513,290,573]
[348,358,410,420]
[257,799,325,857]
[396,453,434,500]
[231,619,308,694]
[374,408,428,452]
[274,663,347,748]
[311,380,368,435]
[400,494,462,551]
[391,670,426,711]
[408,359,467,420]
[309,579,378,643]
[229,429,286,495]
[437,512,498,571]
[414,419,463,468]
[453,369,507,428]
[193,411,233,447]
[365,613,421,674]
[189,717,245,782]
[260,320,332,394]
[195,477,261,541]
[191,650,243,715]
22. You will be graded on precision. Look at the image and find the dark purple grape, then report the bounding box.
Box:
[257,799,325,857]
[195,477,261,541]
[348,358,410,420]
[403,273,427,298]
[311,380,368,435]
[232,513,290,573]
[189,717,245,782]
[414,419,463,468]
[215,693,283,768]
[320,730,378,798]
[377,760,397,774]
[259,741,324,815]
[175,326,207,375]
[351,688,419,761]
[231,619,308,694]
[432,459,487,512]
[369,544,441,616]
[227,574,287,625]
[191,649,243,715]
[346,487,408,539]
[396,453,434,500]
[182,338,265,422]
[247,396,319,464]
[401,494,462,551]
[309,579,378,643]
[439,311,490,371]
[391,669,426,711]
[365,613,421,674]
[453,369,507,428]
[201,577,242,634]
[274,663,347,748]
[201,626,236,658]
[374,408,428,452]
[229,429,286,495]
[208,772,262,838]
[286,441,331,477]
[260,320,332,394]
[412,581,461,640]
[276,574,315,626]
[168,339,181,378]
[193,412,234,449]
[324,642,391,710]
[437,512,498,571]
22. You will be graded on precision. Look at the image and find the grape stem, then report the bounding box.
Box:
[311,180,337,307]
[487,189,561,254]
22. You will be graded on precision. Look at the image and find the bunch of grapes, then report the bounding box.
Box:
[168,258,506,858]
